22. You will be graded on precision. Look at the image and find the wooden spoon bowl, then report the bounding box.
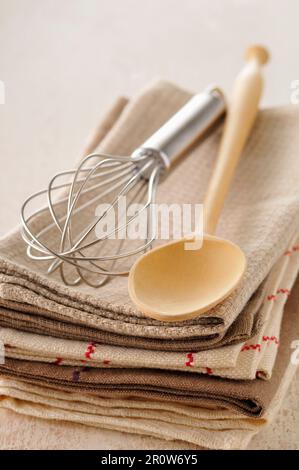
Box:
[129,235,246,321]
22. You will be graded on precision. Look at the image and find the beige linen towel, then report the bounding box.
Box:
[0,408,201,450]
[0,81,299,350]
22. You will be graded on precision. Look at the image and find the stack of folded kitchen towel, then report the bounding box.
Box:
[0,81,299,450]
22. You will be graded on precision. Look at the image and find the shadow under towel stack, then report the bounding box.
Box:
[0,81,299,449]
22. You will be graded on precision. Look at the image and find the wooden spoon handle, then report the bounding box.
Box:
[204,45,269,234]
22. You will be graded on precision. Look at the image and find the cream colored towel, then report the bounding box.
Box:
[0,409,201,450]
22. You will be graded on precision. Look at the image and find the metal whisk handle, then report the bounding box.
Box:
[132,86,225,169]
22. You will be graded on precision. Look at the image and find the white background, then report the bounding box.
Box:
[0,0,298,449]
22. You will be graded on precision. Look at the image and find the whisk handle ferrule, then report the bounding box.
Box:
[132,86,225,169]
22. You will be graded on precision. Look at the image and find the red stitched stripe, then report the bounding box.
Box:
[241,336,279,354]
[84,342,96,359]
[284,245,299,255]
[267,288,291,301]
[276,288,290,296]
[185,352,195,367]
[263,335,279,345]
[241,344,261,352]
[53,357,63,365]
[267,294,276,301]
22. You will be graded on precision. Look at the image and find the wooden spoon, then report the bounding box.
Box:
[128,45,269,322]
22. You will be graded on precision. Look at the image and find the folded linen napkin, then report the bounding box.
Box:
[0,286,264,350]
[1,273,298,418]
[0,81,299,351]
[0,409,202,450]
[1,234,298,380]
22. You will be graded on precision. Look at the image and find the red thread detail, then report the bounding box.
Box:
[267,294,276,301]
[241,344,261,352]
[284,245,299,256]
[267,288,290,301]
[84,342,96,359]
[276,288,290,296]
[53,357,63,365]
[206,367,213,375]
[185,352,195,367]
[263,335,279,345]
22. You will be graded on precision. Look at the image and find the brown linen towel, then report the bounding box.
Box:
[1,274,298,417]
[1,81,299,350]
[0,279,264,350]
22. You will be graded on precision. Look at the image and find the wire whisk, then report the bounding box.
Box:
[21,87,225,287]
